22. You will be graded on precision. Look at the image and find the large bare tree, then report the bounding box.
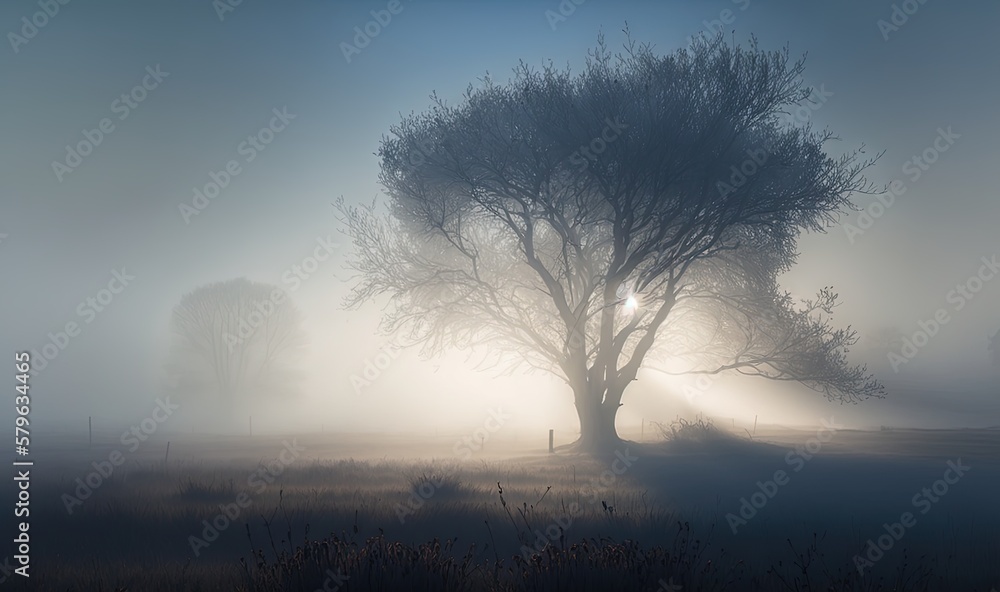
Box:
[166,278,306,402]
[338,34,884,451]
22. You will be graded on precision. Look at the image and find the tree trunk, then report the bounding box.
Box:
[572,382,624,453]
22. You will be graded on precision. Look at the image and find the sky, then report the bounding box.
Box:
[1,0,998,436]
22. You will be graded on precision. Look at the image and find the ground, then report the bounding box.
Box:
[2,422,998,591]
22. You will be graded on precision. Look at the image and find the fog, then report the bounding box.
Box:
[3,0,998,436]
[5,2,1000,591]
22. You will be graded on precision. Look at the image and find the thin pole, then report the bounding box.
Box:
[548,429,554,453]
[165,441,170,464]
[753,414,758,436]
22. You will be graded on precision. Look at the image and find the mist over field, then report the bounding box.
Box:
[1,1,998,590]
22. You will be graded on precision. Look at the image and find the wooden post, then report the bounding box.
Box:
[548,429,554,453]
[89,416,92,448]
[165,441,170,464]
[753,414,758,436]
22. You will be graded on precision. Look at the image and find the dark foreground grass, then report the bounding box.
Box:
[233,480,965,592]
[4,425,998,591]
[14,483,990,591]
[11,506,955,592]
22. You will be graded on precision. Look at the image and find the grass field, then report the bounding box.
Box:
[2,421,998,591]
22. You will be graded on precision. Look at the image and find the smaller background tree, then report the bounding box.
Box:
[165,278,307,423]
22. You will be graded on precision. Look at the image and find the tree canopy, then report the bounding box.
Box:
[166,277,306,404]
[338,34,885,450]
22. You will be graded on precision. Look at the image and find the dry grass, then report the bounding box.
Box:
[7,428,998,591]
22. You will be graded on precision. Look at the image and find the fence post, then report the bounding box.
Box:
[548,429,554,453]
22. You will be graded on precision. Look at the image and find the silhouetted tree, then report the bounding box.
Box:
[166,278,306,403]
[338,34,884,452]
